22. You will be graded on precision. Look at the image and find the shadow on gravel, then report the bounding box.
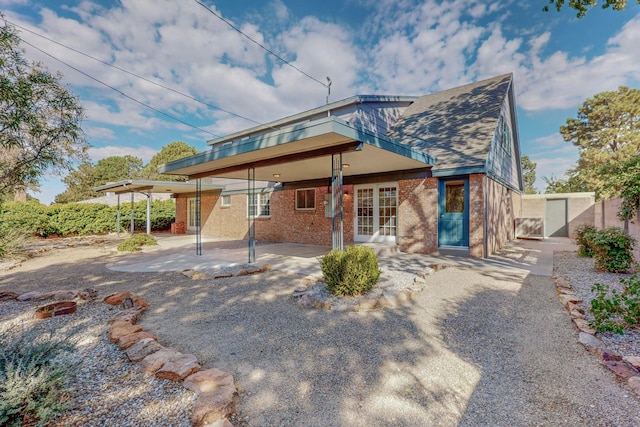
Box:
[440,270,640,427]
[138,271,445,427]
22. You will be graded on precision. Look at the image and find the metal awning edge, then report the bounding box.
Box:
[160,116,436,176]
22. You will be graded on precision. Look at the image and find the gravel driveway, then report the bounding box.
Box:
[1,239,639,426]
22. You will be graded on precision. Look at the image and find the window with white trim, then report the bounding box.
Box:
[296,188,315,210]
[221,194,231,206]
[248,192,270,217]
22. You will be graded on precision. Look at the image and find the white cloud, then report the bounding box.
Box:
[88,145,158,162]
[85,126,116,140]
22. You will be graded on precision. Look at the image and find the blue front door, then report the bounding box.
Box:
[438,178,469,247]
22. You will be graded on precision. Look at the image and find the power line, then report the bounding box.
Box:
[18,37,221,138]
[6,19,266,128]
[193,0,329,89]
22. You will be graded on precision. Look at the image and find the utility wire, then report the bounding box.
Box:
[18,37,220,138]
[193,0,329,89]
[6,18,266,128]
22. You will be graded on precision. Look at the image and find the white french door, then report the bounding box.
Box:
[187,198,198,231]
[354,183,398,243]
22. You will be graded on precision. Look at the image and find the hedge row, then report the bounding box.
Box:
[0,200,176,238]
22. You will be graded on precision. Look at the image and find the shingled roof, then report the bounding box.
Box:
[387,73,513,173]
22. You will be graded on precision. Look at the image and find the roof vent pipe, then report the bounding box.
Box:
[326,76,332,116]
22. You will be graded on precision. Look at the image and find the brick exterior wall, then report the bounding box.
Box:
[484,176,510,256]
[174,186,355,246]
[397,178,438,254]
[255,186,355,246]
[174,175,517,258]
[174,196,187,234]
[469,174,486,258]
[469,174,520,258]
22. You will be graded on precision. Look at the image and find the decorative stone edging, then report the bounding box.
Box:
[103,291,239,427]
[553,275,640,396]
[1,288,239,427]
[181,263,272,280]
[292,264,450,311]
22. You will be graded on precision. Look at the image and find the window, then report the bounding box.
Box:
[248,192,270,217]
[445,181,465,213]
[497,115,512,155]
[296,188,315,210]
[221,194,231,206]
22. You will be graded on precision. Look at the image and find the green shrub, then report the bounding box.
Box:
[0,330,77,426]
[117,233,158,252]
[590,274,640,334]
[0,200,176,238]
[575,224,597,258]
[0,201,52,237]
[590,227,636,273]
[0,229,30,260]
[48,203,115,236]
[320,246,381,296]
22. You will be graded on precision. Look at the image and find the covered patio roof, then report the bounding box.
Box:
[94,180,224,195]
[159,116,436,181]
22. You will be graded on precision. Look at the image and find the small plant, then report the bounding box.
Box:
[0,330,78,426]
[589,227,636,273]
[117,233,158,252]
[590,274,640,334]
[320,246,381,296]
[0,229,29,260]
[575,224,597,258]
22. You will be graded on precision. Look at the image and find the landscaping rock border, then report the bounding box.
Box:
[292,264,449,311]
[3,287,239,427]
[553,275,640,393]
[102,291,239,427]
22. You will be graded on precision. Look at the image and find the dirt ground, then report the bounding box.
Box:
[3,237,640,427]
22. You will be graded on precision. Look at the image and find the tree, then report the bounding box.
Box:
[544,0,639,17]
[613,155,640,221]
[92,155,143,185]
[0,19,87,197]
[54,155,142,203]
[559,86,640,199]
[139,141,198,181]
[521,155,537,194]
[543,173,589,194]
[54,161,95,204]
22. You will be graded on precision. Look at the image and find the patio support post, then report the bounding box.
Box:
[331,153,344,251]
[196,178,202,256]
[248,167,256,263]
[146,192,151,235]
[116,194,121,237]
[130,192,134,235]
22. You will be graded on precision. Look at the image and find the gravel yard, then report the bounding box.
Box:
[554,251,640,357]
[1,238,639,426]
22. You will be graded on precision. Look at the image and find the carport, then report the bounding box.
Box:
[94,180,224,251]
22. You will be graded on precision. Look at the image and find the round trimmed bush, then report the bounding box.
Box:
[320,246,381,296]
[117,233,158,252]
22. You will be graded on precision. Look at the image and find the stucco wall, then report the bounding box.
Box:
[518,193,595,238]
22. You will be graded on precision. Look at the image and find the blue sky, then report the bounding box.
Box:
[3,0,640,204]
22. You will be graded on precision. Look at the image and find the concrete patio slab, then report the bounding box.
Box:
[107,235,577,277]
